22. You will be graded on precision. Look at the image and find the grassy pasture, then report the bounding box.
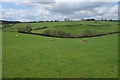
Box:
[2,32,118,78]
[2,21,118,78]
[2,21,118,35]
[32,21,118,34]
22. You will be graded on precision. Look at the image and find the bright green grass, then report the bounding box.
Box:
[2,32,118,78]
[0,30,2,79]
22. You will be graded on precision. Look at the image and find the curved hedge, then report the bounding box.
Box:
[19,29,120,38]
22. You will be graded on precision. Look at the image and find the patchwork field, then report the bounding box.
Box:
[2,21,119,78]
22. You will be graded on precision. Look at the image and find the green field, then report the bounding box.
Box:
[32,21,118,34]
[2,21,118,78]
[2,21,118,35]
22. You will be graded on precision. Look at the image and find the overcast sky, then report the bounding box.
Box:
[1,1,119,21]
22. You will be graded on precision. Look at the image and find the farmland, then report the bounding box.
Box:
[2,21,119,78]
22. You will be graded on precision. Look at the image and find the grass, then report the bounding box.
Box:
[0,30,2,79]
[2,31,118,78]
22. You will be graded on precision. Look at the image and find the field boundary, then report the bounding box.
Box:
[18,31,120,38]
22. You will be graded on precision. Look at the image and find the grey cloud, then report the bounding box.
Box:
[43,2,108,15]
[1,2,118,21]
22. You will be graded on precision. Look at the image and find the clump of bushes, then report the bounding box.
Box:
[18,26,32,33]
[42,29,99,38]
[43,29,71,37]
[34,26,48,30]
